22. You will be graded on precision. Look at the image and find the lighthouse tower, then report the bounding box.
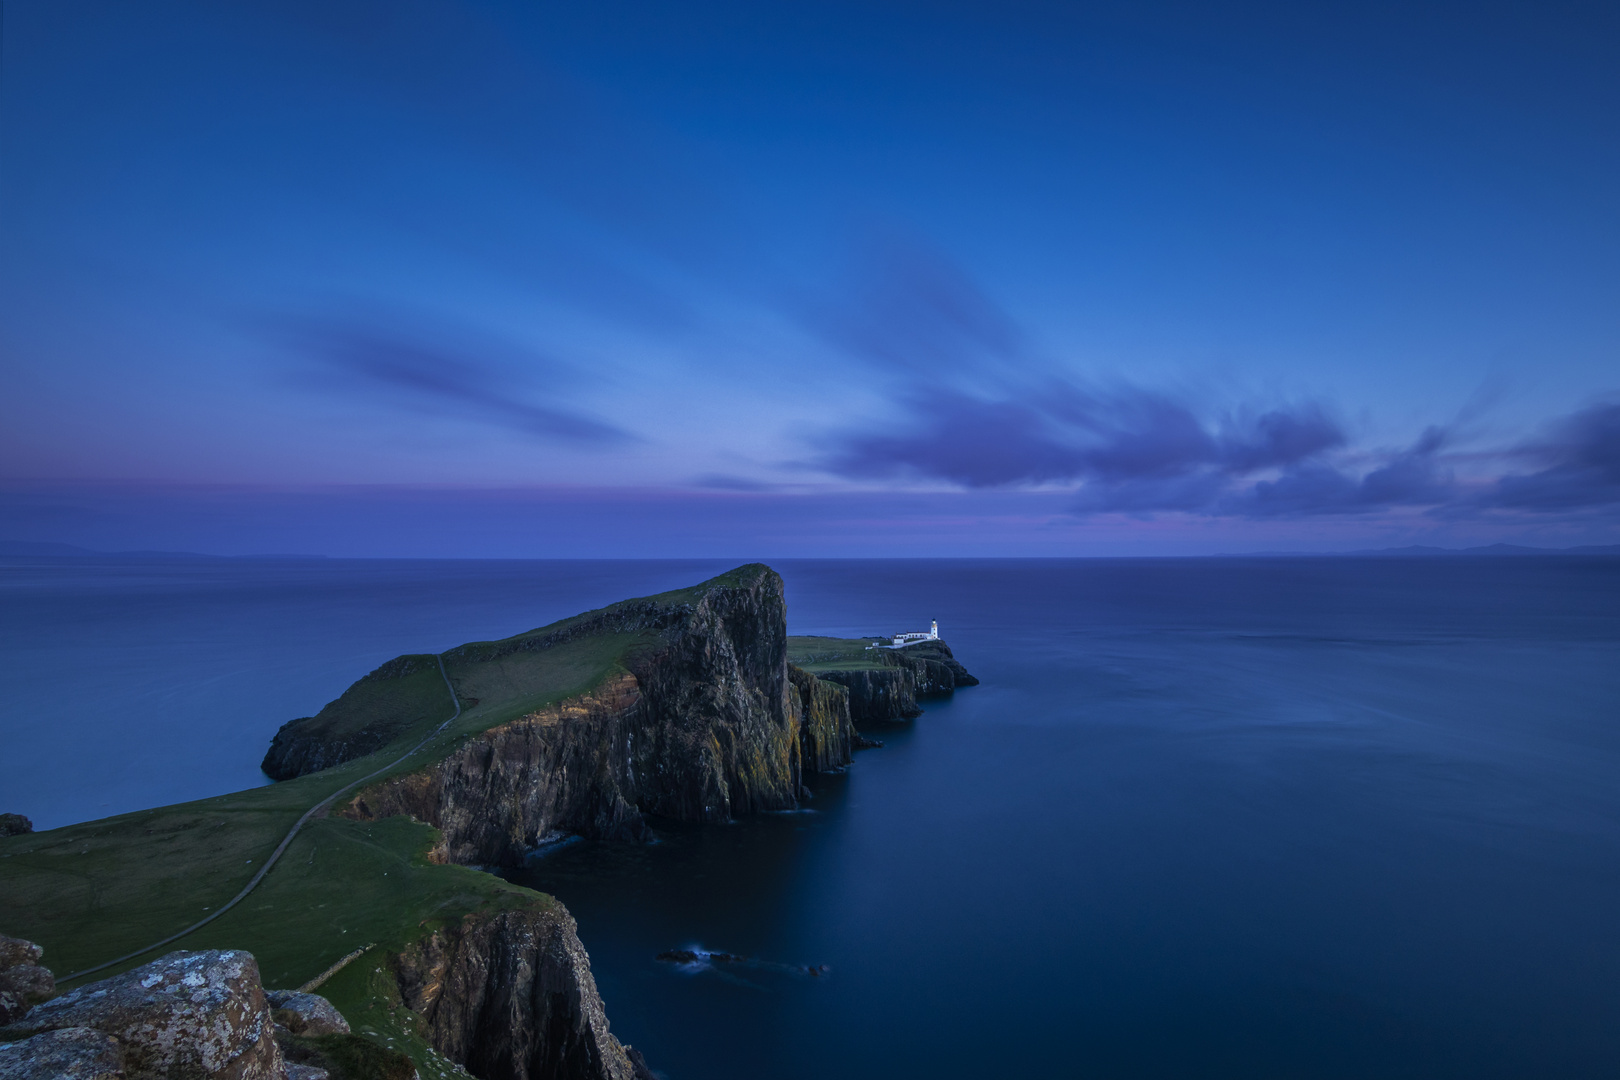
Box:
[930,619,939,640]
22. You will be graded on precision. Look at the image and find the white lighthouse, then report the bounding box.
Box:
[884,620,942,648]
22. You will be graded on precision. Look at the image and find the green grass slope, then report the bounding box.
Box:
[787,635,894,672]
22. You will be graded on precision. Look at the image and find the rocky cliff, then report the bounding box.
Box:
[390,904,651,1080]
[811,640,978,723]
[335,565,855,866]
[788,665,852,773]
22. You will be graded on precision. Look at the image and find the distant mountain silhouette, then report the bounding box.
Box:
[1345,543,1620,557]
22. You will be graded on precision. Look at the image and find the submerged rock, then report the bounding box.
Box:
[1,950,283,1080]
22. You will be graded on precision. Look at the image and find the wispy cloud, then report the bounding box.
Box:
[798,230,1024,379]
[278,318,633,445]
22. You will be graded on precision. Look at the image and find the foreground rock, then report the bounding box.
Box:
[0,937,54,1026]
[391,905,651,1080]
[0,1026,126,1080]
[1,950,283,1080]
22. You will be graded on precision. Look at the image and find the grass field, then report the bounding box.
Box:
[787,635,896,672]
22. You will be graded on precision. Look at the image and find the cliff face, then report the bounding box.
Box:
[815,640,978,723]
[392,904,650,1080]
[789,665,852,773]
[340,565,855,867]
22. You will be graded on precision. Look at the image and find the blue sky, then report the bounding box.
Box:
[2,0,1617,555]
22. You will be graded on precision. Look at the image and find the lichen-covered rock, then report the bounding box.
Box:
[0,815,31,839]
[391,905,644,1080]
[262,993,347,1037]
[0,1025,126,1080]
[0,950,283,1080]
[0,936,54,1025]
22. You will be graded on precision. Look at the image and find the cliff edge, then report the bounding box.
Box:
[787,636,978,723]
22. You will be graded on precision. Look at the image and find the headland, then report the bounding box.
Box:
[0,564,975,1080]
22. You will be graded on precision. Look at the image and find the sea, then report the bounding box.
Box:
[2,555,1618,1079]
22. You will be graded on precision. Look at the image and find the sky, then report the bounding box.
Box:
[2,0,1618,556]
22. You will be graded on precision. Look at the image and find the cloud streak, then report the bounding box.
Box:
[281,320,633,444]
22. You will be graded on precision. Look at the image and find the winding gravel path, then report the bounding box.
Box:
[64,654,463,983]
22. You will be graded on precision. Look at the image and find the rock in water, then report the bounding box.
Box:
[0,950,283,1080]
[262,992,349,1037]
[0,1026,126,1080]
[0,936,54,1025]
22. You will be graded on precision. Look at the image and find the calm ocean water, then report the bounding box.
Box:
[3,556,1619,1078]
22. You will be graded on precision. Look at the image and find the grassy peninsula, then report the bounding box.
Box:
[0,565,975,1079]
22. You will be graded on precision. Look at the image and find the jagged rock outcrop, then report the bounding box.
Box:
[0,816,30,839]
[1,951,284,1080]
[340,566,855,866]
[0,937,53,1026]
[814,640,978,723]
[391,905,650,1080]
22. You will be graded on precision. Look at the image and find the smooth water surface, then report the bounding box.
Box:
[4,556,1619,1078]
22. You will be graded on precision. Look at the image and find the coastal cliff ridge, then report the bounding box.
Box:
[1,564,976,1080]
